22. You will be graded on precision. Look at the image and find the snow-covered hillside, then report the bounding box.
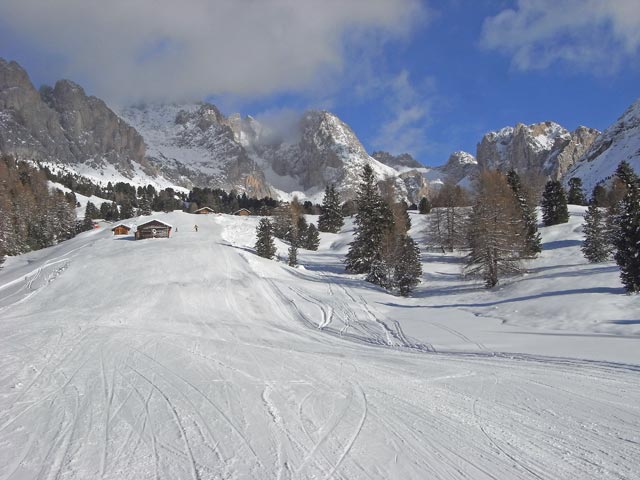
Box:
[566,97,640,192]
[0,209,638,479]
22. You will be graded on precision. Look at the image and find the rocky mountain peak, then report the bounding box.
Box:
[439,151,478,184]
[477,120,599,180]
[0,58,41,110]
[565,97,640,192]
[0,57,151,179]
[371,151,423,170]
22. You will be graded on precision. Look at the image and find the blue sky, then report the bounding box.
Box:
[1,0,639,166]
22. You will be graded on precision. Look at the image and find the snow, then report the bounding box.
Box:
[0,207,638,479]
[42,160,185,193]
[48,180,111,218]
[567,97,640,192]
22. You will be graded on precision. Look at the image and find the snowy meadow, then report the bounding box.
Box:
[0,208,638,479]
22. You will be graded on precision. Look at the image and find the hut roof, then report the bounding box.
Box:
[194,207,215,213]
[136,219,173,229]
[234,208,251,215]
[111,223,132,231]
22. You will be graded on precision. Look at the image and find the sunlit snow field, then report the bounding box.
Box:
[0,207,638,479]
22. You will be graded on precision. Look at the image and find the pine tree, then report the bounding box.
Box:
[345,164,392,274]
[80,210,94,232]
[612,162,640,292]
[507,170,542,257]
[255,218,277,259]
[541,180,569,226]
[466,170,526,288]
[418,196,431,214]
[615,160,637,187]
[85,201,100,219]
[581,204,610,263]
[288,243,298,267]
[591,184,608,207]
[393,235,422,296]
[297,216,309,243]
[120,199,135,219]
[318,184,344,233]
[138,194,152,216]
[567,177,587,205]
[303,223,320,251]
[366,256,393,290]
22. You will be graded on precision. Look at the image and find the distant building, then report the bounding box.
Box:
[135,219,173,240]
[193,207,216,214]
[234,208,251,216]
[111,224,131,235]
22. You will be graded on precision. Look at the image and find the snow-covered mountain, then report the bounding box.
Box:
[565,97,640,192]
[120,103,427,203]
[118,103,272,198]
[476,121,600,180]
[0,58,427,201]
[0,58,160,184]
[5,57,634,203]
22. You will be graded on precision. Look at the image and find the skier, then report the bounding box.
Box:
[194,224,199,232]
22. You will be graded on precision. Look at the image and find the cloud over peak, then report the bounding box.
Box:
[0,0,423,102]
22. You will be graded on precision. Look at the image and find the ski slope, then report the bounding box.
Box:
[0,209,638,479]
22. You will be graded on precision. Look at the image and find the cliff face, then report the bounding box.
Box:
[0,59,72,162]
[476,121,599,180]
[0,58,153,179]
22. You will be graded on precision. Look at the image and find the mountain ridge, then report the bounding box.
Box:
[1,57,636,203]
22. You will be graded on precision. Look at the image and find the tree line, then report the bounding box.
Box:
[254,161,640,297]
[0,156,77,264]
[255,166,422,296]
[582,161,640,293]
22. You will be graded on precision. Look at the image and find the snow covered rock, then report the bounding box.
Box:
[565,97,640,192]
[372,151,423,170]
[440,151,478,184]
[476,121,599,180]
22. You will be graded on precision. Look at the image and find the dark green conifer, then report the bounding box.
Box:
[506,170,542,257]
[418,196,431,214]
[255,218,277,259]
[318,184,344,233]
[541,180,569,226]
[567,177,587,205]
[612,162,640,292]
[581,204,610,263]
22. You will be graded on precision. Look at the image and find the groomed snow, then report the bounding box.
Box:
[0,207,638,479]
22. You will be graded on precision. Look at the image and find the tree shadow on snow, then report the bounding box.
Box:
[525,265,619,281]
[542,239,582,250]
[527,263,585,273]
[608,319,640,325]
[502,330,639,339]
[426,286,625,308]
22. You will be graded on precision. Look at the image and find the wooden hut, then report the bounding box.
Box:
[135,219,173,240]
[234,208,252,216]
[194,207,216,214]
[111,224,131,236]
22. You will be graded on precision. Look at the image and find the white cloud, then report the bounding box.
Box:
[0,0,423,102]
[480,0,640,71]
[372,70,435,157]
